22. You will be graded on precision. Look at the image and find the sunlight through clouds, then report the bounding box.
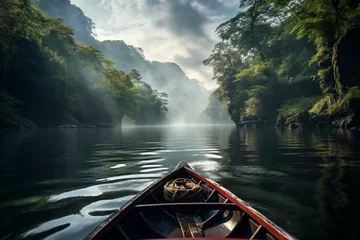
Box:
[70,0,238,89]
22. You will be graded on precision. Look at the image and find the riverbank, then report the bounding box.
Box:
[0,121,116,133]
[237,111,360,130]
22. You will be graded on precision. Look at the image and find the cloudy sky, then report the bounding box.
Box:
[70,0,239,89]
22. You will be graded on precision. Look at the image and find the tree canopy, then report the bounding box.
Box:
[0,0,167,130]
[203,0,360,128]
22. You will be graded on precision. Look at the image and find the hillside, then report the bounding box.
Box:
[38,0,210,123]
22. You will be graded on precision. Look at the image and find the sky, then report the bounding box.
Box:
[70,0,239,89]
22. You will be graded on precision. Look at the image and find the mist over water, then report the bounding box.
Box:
[1,126,360,239]
[37,1,211,125]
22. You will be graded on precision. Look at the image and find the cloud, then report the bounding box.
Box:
[70,0,239,89]
[154,1,207,37]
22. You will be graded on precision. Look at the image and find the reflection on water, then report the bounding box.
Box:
[1,126,360,239]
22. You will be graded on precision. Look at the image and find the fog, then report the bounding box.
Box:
[37,0,211,125]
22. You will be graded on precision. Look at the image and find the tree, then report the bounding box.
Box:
[0,0,46,87]
[128,71,168,124]
[202,0,325,124]
[0,0,159,129]
[291,0,360,96]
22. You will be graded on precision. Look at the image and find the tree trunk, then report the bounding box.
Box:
[332,41,343,95]
[331,0,343,96]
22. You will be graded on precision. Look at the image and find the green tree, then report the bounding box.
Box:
[0,0,163,129]
[203,0,324,124]
[129,71,168,124]
[291,0,360,96]
[0,0,46,86]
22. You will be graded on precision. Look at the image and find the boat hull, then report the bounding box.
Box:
[84,161,295,240]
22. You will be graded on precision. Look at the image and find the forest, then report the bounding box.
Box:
[2,0,360,130]
[0,0,168,130]
[204,0,360,128]
[36,0,210,124]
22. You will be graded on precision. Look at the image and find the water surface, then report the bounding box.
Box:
[1,126,360,239]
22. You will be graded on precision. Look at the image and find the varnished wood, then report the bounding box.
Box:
[176,213,203,237]
[142,239,260,240]
[266,233,277,240]
[84,161,295,240]
[249,219,260,235]
[142,239,261,240]
[184,167,295,240]
[205,188,216,202]
[135,202,238,212]
[250,225,262,240]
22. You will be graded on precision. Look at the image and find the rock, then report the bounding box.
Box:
[244,123,255,129]
[275,115,286,127]
[81,124,96,128]
[64,115,80,125]
[289,123,300,129]
[20,117,37,130]
[237,120,255,127]
[298,111,310,126]
[96,123,114,128]
[331,120,340,128]
[57,124,78,129]
[310,114,331,128]
[285,111,309,127]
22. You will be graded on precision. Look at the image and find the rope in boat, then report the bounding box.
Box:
[163,178,202,202]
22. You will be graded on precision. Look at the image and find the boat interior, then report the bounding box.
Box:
[99,167,279,240]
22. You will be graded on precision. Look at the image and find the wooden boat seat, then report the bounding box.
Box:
[85,161,294,240]
[134,202,238,212]
[136,202,245,238]
[142,238,257,240]
[176,213,203,237]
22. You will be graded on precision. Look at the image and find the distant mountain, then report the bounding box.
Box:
[38,0,209,122]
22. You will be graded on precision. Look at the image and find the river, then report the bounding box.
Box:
[0,126,359,239]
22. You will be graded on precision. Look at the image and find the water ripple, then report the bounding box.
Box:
[22,196,134,240]
[140,164,163,168]
[138,158,165,164]
[110,164,126,169]
[2,126,360,240]
[139,167,169,173]
[48,179,154,202]
[96,173,167,183]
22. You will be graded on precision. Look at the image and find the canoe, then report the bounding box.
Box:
[85,161,295,240]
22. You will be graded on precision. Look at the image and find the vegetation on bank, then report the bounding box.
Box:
[0,0,167,130]
[38,0,210,124]
[200,91,232,124]
[203,0,360,128]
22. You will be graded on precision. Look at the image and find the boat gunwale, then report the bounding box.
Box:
[84,167,185,240]
[183,167,296,240]
[84,162,296,240]
[141,238,261,240]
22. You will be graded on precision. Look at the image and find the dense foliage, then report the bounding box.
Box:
[129,69,168,125]
[204,0,360,127]
[38,0,210,124]
[200,91,232,124]
[0,0,167,130]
